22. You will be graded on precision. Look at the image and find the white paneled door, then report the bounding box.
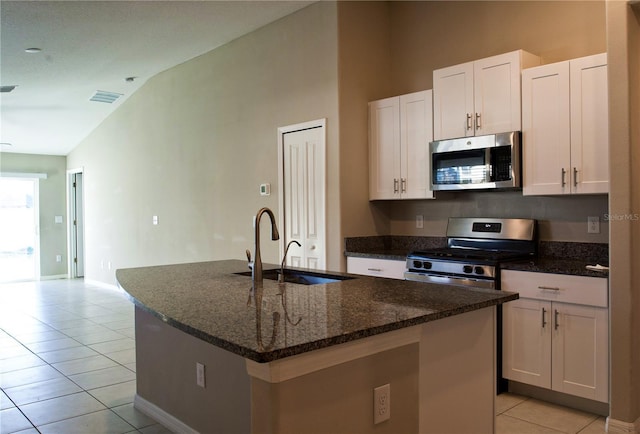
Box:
[279,120,326,270]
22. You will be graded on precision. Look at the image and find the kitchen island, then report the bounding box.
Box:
[116,260,517,434]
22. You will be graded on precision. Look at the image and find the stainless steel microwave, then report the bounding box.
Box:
[430,131,521,191]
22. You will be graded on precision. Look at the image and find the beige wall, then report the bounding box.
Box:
[348,0,609,244]
[606,0,640,425]
[338,2,395,242]
[0,152,68,277]
[388,1,607,93]
[67,2,339,284]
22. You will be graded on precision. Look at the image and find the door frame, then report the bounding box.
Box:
[277,118,327,267]
[66,167,85,278]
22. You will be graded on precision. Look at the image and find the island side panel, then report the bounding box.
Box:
[251,343,420,434]
[134,307,251,434]
[419,306,496,434]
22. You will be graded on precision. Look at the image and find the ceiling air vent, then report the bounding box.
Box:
[89,90,123,104]
[0,85,18,93]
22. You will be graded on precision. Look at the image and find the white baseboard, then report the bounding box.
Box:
[134,394,198,434]
[40,274,68,281]
[83,278,122,292]
[607,416,640,433]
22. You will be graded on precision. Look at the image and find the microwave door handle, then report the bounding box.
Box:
[486,148,492,182]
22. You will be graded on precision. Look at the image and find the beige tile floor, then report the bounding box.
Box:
[2,279,607,434]
[496,392,607,433]
[0,279,170,434]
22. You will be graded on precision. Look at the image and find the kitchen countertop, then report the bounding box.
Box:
[116,260,517,363]
[344,237,609,278]
[501,258,609,278]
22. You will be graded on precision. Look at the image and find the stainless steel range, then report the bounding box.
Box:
[404,218,537,290]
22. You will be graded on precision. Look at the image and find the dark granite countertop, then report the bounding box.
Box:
[344,237,609,278]
[116,260,517,363]
[501,258,609,278]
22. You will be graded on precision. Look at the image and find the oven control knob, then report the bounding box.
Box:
[463,265,473,274]
[423,261,432,270]
[474,266,485,275]
[413,260,422,268]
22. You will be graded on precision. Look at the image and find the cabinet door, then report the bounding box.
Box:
[400,90,434,199]
[570,54,609,194]
[502,298,552,388]
[552,303,609,403]
[473,51,523,136]
[369,97,400,200]
[522,62,571,196]
[433,62,474,140]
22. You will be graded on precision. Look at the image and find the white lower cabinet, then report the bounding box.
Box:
[501,270,609,403]
[346,257,405,280]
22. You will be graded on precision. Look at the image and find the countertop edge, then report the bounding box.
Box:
[117,269,518,364]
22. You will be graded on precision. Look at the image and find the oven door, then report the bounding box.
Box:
[404,271,495,290]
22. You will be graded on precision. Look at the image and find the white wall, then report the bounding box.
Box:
[67,2,339,284]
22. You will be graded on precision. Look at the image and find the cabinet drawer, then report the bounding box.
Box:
[347,257,406,280]
[501,270,607,307]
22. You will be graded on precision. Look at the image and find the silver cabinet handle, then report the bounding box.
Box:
[401,178,407,193]
[542,307,547,328]
[475,112,481,129]
[393,178,399,193]
[554,309,560,330]
[367,268,382,272]
[573,167,578,187]
[466,113,472,130]
[538,286,560,291]
[561,168,567,187]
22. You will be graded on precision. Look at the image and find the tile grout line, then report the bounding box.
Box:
[1,292,143,434]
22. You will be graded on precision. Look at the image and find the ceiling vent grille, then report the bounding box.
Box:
[90,90,123,104]
[0,85,18,93]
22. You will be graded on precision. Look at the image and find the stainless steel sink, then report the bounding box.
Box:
[234,269,353,285]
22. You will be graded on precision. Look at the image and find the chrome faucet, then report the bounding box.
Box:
[279,240,301,283]
[250,207,280,286]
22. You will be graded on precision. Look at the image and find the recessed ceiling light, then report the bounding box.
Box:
[1,143,13,147]
[25,48,42,53]
[0,85,18,93]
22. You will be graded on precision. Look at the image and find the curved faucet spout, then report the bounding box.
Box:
[279,240,301,283]
[252,207,280,285]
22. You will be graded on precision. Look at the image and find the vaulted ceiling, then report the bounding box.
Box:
[0,1,312,156]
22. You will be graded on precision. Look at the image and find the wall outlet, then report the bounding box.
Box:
[416,215,424,229]
[152,215,159,225]
[56,255,62,262]
[373,383,390,424]
[587,216,600,234]
[196,362,206,388]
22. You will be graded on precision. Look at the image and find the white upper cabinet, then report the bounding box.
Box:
[522,53,609,195]
[369,90,434,200]
[433,50,540,140]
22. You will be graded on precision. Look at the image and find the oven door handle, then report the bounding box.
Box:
[404,272,495,290]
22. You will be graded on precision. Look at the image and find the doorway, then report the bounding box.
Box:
[0,177,40,282]
[278,119,326,270]
[68,169,85,278]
